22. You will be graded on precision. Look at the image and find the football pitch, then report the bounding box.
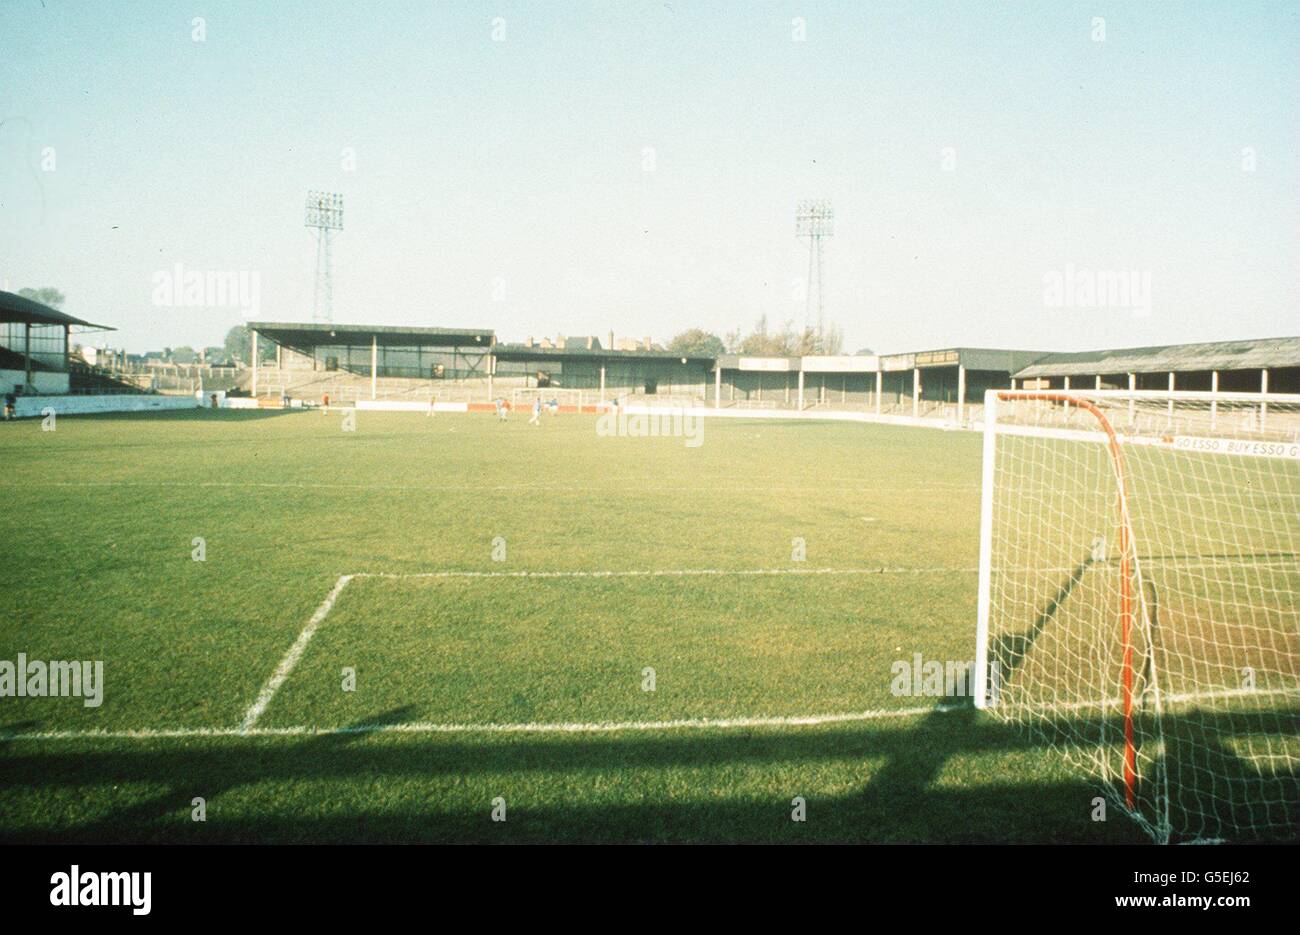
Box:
[0,408,1170,843]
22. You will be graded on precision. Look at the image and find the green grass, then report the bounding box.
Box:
[0,407,1173,842]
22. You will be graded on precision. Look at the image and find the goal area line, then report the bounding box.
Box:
[0,479,981,494]
[4,704,964,743]
[7,688,1293,745]
[7,563,1294,745]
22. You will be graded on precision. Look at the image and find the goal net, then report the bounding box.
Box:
[974,388,1299,843]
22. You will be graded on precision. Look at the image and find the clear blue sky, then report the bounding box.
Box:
[1,1,1296,353]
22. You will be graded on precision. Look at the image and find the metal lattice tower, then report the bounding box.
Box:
[795,199,833,344]
[305,191,343,323]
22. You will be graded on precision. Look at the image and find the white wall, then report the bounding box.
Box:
[0,368,69,395]
[799,355,879,373]
[12,394,199,418]
[621,402,977,432]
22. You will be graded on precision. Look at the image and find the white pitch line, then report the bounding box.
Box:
[9,565,1297,745]
[5,704,960,743]
[356,566,981,580]
[1164,686,1300,706]
[0,480,978,494]
[997,686,1299,716]
[238,574,354,732]
[354,557,1300,582]
[6,687,1296,744]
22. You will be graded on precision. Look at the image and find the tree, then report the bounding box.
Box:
[736,316,797,356]
[707,316,849,358]
[796,323,844,356]
[224,325,251,363]
[738,328,793,356]
[17,287,66,309]
[666,328,726,358]
[223,325,275,365]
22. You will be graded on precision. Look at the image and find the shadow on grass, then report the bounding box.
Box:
[2,703,1292,844]
[990,557,1095,700]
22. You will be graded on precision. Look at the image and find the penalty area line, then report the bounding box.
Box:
[238,574,354,732]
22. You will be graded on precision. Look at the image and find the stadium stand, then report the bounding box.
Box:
[233,322,1300,431]
[0,290,115,396]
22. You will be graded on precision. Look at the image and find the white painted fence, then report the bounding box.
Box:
[12,394,200,418]
[621,403,979,432]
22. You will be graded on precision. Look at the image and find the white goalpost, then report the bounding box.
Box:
[974,388,1299,843]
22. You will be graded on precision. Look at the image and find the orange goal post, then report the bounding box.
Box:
[973,388,1299,843]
